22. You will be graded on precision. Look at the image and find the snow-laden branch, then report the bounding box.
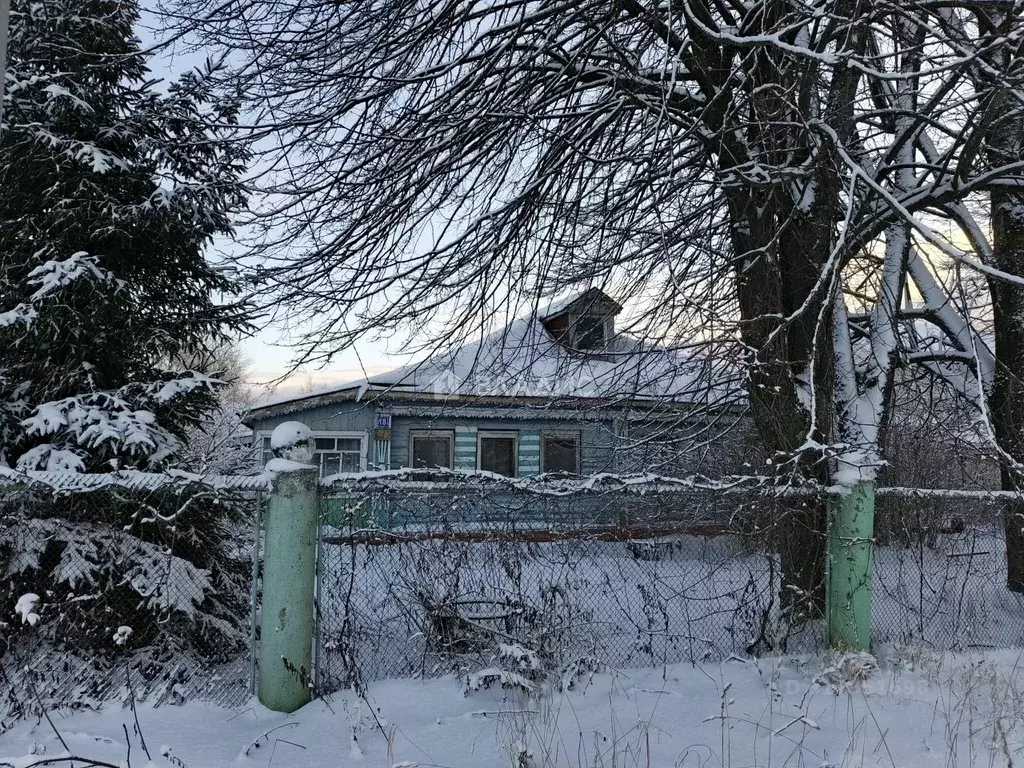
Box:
[26,252,123,301]
[906,249,994,386]
[0,466,269,493]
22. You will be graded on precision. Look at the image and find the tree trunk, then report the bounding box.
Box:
[696,0,863,623]
[730,190,831,620]
[1002,488,1024,592]
[778,496,828,620]
[988,187,1024,592]
[981,14,1024,588]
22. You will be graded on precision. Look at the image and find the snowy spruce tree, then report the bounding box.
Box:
[0,0,249,474]
[0,0,252,662]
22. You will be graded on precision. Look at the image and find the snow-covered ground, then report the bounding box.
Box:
[3,649,1024,767]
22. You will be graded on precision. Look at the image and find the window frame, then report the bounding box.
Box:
[477,429,519,477]
[541,431,582,474]
[409,429,455,470]
[256,430,368,476]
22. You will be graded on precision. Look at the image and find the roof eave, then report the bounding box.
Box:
[540,290,624,322]
[242,386,365,426]
[244,385,744,425]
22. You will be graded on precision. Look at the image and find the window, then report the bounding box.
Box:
[478,430,518,476]
[574,313,606,349]
[315,436,363,475]
[259,437,274,468]
[542,433,580,474]
[257,432,365,477]
[411,430,454,469]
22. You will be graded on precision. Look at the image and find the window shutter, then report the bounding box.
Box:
[518,430,540,476]
[454,425,477,469]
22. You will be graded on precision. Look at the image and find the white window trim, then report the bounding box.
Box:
[477,430,519,476]
[256,430,368,474]
[541,431,581,474]
[409,429,455,469]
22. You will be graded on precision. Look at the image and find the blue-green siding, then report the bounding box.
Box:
[386,416,615,474]
[246,402,737,479]
[250,407,619,474]
[518,430,540,475]
[454,425,477,470]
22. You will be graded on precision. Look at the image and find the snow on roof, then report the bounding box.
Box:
[248,294,739,420]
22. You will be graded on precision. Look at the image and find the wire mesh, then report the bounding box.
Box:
[0,476,263,717]
[6,468,1023,710]
[315,484,1024,692]
[871,496,1024,649]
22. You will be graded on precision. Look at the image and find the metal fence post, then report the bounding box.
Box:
[258,423,319,713]
[247,490,263,696]
[826,481,876,651]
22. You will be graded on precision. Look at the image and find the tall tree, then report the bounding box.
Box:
[162,0,1024,641]
[902,3,1024,592]
[0,0,254,662]
[974,6,1024,591]
[0,0,250,473]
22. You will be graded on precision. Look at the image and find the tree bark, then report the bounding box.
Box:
[978,8,1024,591]
[730,189,831,620]
[988,188,1024,591]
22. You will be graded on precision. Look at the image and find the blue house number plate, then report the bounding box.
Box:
[375,414,391,429]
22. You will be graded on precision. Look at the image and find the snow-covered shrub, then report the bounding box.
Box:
[464,643,605,697]
[815,652,879,692]
[499,642,542,674]
[558,655,603,691]
[0,484,250,662]
[464,667,538,696]
[464,644,544,696]
[406,539,533,658]
[399,537,590,668]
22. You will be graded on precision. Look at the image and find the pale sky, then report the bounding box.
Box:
[140,9,398,396]
[241,330,397,395]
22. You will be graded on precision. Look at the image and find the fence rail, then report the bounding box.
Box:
[0,466,271,492]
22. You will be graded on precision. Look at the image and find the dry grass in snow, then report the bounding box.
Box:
[2,648,1024,767]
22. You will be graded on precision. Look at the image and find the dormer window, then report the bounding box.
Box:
[574,313,606,349]
[540,288,622,352]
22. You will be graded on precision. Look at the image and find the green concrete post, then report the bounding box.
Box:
[259,423,318,712]
[826,480,876,651]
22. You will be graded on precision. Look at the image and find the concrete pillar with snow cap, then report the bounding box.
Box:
[259,421,318,712]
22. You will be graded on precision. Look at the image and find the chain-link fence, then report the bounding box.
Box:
[7,468,1022,712]
[314,481,1024,692]
[0,471,265,720]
